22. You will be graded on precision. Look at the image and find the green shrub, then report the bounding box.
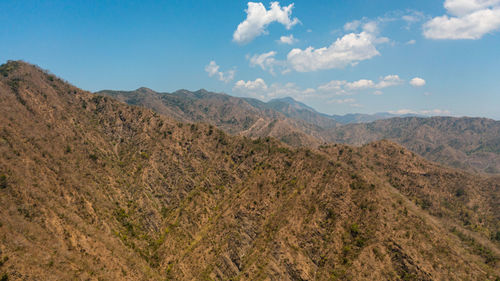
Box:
[350,223,360,237]
[0,175,7,189]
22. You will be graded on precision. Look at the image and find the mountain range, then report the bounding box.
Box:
[99,88,500,174]
[0,61,499,280]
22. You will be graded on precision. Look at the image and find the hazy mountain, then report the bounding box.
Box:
[263,97,421,125]
[1,61,499,280]
[329,117,500,173]
[262,97,339,129]
[329,112,422,124]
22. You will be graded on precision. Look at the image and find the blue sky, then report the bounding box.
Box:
[1,0,499,119]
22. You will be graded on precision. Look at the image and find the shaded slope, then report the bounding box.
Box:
[0,61,498,280]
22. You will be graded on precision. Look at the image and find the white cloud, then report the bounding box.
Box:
[328,98,356,104]
[344,20,362,31]
[402,15,420,23]
[286,31,383,72]
[317,80,346,92]
[345,79,375,90]
[420,109,451,115]
[376,75,403,88]
[234,78,268,91]
[410,77,426,87]
[444,0,500,16]
[233,74,406,102]
[278,34,298,44]
[316,75,403,97]
[205,61,235,83]
[423,0,500,39]
[390,109,417,115]
[389,109,451,115]
[285,19,389,72]
[405,39,416,45]
[362,21,379,33]
[401,11,426,27]
[233,2,300,44]
[337,75,402,91]
[248,51,280,74]
[233,78,317,101]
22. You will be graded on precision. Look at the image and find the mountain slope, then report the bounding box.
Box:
[0,61,499,280]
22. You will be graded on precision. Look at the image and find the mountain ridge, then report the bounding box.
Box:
[99,88,500,174]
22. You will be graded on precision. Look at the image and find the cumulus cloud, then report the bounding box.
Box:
[321,75,403,93]
[376,75,403,88]
[233,78,316,101]
[233,2,300,44]
[423,0,500,39]
[405,39,416,45]
[317,80,347,92]
[316,75,403,96]
[205,61,235,83]
[410,77,426,87]
[345,79,375,90]
[233,74,406,102]
[286,32,382,72]
[444,0,500,16]
[278,34,298,44]
[234,78,268,91]
[286,20,388,72]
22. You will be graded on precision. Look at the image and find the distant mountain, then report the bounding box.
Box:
[2,61,499,280]
[329,116,500,173]
[258,96,420,125]
[263,97,339,128]
[99,89,500,174]
[329,112,422,124]
[98,88,329,147]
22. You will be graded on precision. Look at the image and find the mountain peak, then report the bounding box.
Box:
[1,60,40,76]
[268,96,317,112]
[135,87,156,93]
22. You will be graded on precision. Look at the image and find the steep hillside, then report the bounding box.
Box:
[0,61,499,280]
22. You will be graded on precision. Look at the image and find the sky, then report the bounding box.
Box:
[1,0,499,119]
